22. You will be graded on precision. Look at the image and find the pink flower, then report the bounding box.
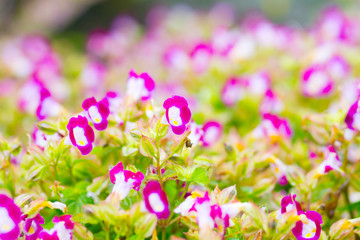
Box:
[270,158,288,186]
[103,91,122,114]
[143,181,170,219]
[163,96,191,135]
[109,162,144,200]
[0,194,22,240]
[325,55,350,79]
[345,99,360,131]
[82,97,110,131]
[252,114,292,140]
[280,194,302,214]
[245,71,271,96]
[318,146,342,174]
[80,61,107,90]
[200,121,222,147]
[163,45,189,71]
[221,78,244,106]
[38,215,74,240]
[32,127,61,149]
[67,115,95,155]
[126,70,155,101]
[86,30,110,58]
[190,43,213,74]
[260,89,283,114]
[292,211,322,240]
[18,80,43,113]
[187,121,204,147]
[301,65,334,98]
[36,87,61,120]
[23,214,44,240]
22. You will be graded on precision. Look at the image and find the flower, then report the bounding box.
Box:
[270,157,289,186]
[163,96,191,135]
[301,65,333,98]
[221,78,244,106]
[0,194,22,240]
[325,55,350,79]
[190,43,213,74]
[103,91,123,124]
[32,127,61,149]
[126,70,155,101]
[318,146,342,175]
[143,181,170,219]
[245,71,271,96]
[109,162,144,200]
[200,121,222,147]
[82,97,110,131]
[38,215,74,240]
[174,191,204,216]
[36,87,61,120]
[23,214,44,240]
[187,121,204,147]
[66,115,95,155]
[260,89,283,114]
[252,113,292,141]
[80,61,107,90]
[345,99,360,131]
[281,194,302,214]
[292,211,323,240]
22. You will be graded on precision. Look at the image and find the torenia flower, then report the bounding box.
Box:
[67,115,95,155]
[174,191,204,216]
[38,215,74,240]
[269,157,288,186]
[200,121,222,147]
[281,194,302,214]
[143,181,170,219]
[187,121,204,147]
[246,71,271,96]
[317,146,342,175]
[32,127,61,149]
[190,43,213,74]
[345,99,360,131]
[80,61,107,90]
[23,214,44,240]
[109,162,144,200]
[301,65,334,98]
[126,70,155,101]
[325,55,350,80]
[260,89,283,114]
[82,97,110,131]
[252,113,292,141]
[292,211,323,240]
[0,194,22,240]
[103,91,123,124]
[221,78,244,106]
[163,96,191,135]
[36,87,61,120]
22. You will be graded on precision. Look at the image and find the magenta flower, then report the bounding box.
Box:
[82,97,110,131]
[200,121,222,147]
[270,159,288,186]
[32,127,61,149]
[80,61,107,93]
[23,214,44,240]
[0,194,22,240]
[126,70,155,101]
[143,181,170,219]
[36,87,61,120]
[292,211,323,240]
[22,35,51,63]
[38,215,74,240]
[221,78,244,106]
[318,146,342,174]
[18,80,43,113]
[104,91,122,114]
[211,27,237,56]
[345,100,360,131]
[67,115,95,155]
[190,43,213,74]
[252,113,292,140]
[325,55,350,79]
[260,89,283,114]
[163,45,189,71]
[281,194,302,214]
[86,30,110,58]
[187,121,204,147]
[301,65,334,98]
[109,162,144,200]
[245,71,271,96]
[163,96,191,135]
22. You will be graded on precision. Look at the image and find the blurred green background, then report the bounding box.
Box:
[0,0,357,36]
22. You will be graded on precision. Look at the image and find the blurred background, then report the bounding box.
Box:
[0,0,357,38]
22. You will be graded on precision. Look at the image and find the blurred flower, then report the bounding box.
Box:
[38,215,74,240]
[252,113,292,141]
[301,65,334,98]
[317,146,342,175]
[200,121,222,147]
[187,121,203,147]
[36,87,61,120]
[0,194,22,240]
[66,115,95,155]
[82,97,110,131]
[32,127,61,149]
[221,77,244,106]
[109,162,144,200]
[281,195,302,214]
[163,96,191,135]
[143,181,170,219]
[190,43,213,74]
[260,89,283,114]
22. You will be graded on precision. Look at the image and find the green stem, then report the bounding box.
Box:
[165,183,190,226]
[161,227,166,240]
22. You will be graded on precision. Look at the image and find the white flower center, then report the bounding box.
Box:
[126,77,148,101]
[73,126,88,146]
[203,126,219,144]
[301,219,317,239]
[88,106,102,123]
[0,207,15,234]
[168,107,182,126]
[306,72,328,95]
[148,193,165,212]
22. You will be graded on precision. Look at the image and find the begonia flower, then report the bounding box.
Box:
[82,97,110,131]
[66,115,95,155]
[38,215,74,240]
[109,162,144,200]
[163,96,191,135]
[126,70,155,101]
[0,194,22,240]
[143,181,170,219]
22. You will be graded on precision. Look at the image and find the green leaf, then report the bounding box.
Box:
[139,136,157,158]
[190,167,209,186]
